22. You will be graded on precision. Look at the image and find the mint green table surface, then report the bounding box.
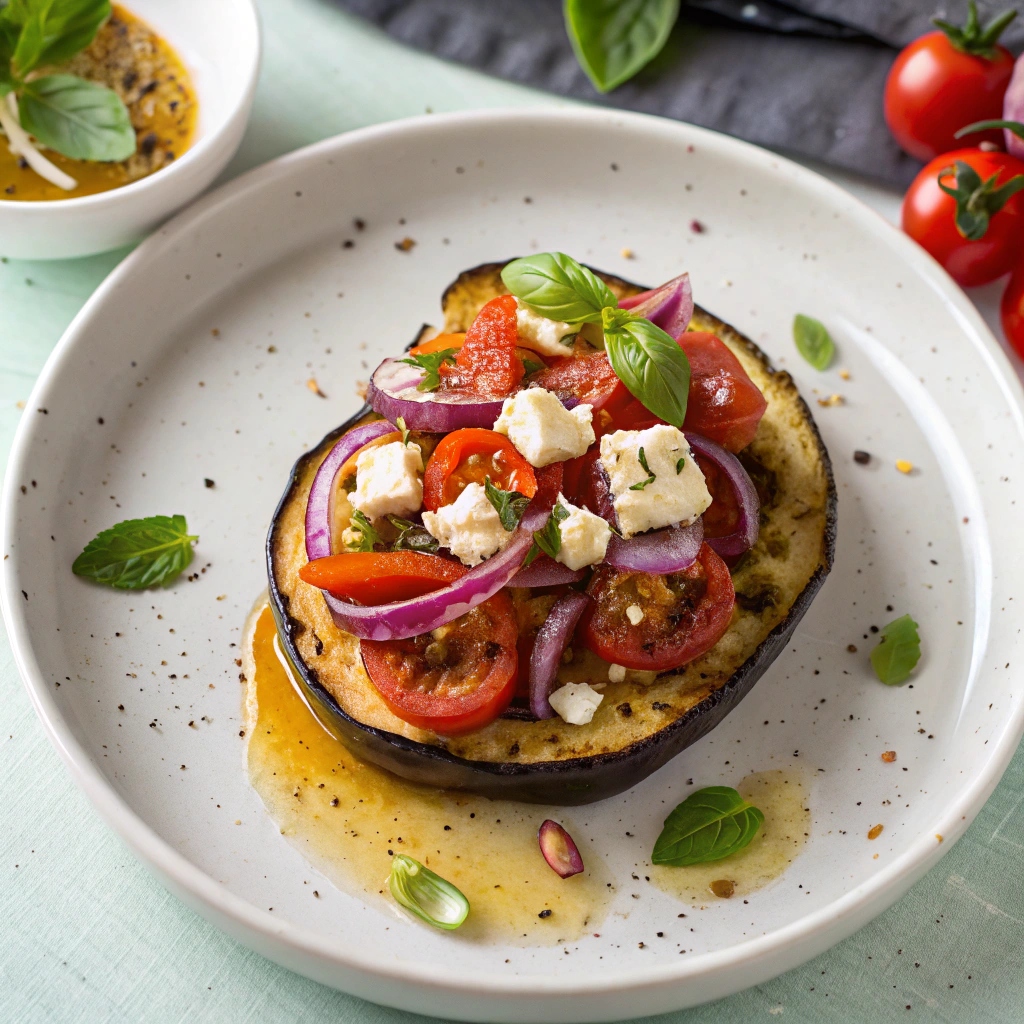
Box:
[4,2,1024,1021]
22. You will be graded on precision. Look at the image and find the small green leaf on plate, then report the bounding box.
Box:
[870,613,921,686]
[792,314,835,371]
[389,854,470,930]
[72,514,197,589]
[651,786,764,866]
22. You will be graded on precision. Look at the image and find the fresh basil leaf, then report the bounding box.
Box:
[32,0,109,71]
[870,614,921,686]
[533,501,571,560]
[792,314,835,371]
[72,514,197,589]
[501,252,617,325]
[484,476,530,532]
[19,74,135,160]
[651,786,764,866]
[564,0,680,93]
[605,317,690,428]
[629,446,656,491]
[400,347,458,392]
[345,509,381,552]
[387,515,439,554]
[11,6,43,76]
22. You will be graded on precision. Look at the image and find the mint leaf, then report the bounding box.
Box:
[19,74,135,161]
[605,316,690,428]
[400,348,458,392]
[501,252,617,324]
[564,0,680,93]
[72,515,197,589]
[792,314,835,371]
[532,501,571,560]
[484,476,530,532]
[629,446,656,490]
[345,510,381,552]
[651,786,764,866]
[870,614,921,686]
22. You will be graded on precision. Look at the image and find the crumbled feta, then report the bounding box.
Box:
[625,604,644,625]
[599,425,712,538]
[515,300,579,356]
[422,482,512,566]
[554,494,611,570]
[350,441,423,521]
[548,682,604,725]
[607,663,627,683]
[493,387,595,467]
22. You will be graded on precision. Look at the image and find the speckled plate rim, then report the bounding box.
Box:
[3,108,1024,1017]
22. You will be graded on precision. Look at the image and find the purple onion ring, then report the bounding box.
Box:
[604,519,704,573]
[618,273,693,339]
[686,432,760,557]
[304,419,397,561]
[538,819,585,878]
[529,590,590,720]
[509,555,585,588]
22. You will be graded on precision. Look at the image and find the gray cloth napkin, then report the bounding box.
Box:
[335,0,1024,186]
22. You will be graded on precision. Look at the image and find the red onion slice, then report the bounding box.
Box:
[509,555,585,588]
[618,273,693,339]
[367,357,506,432]
[604,519,703,573]
[305,419,397,561]
[529,590,589,719]
[538,820,585,878]
[686,432,760,557]
[1005,57,1024,160]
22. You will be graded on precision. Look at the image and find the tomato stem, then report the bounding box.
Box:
[932,1,1017,58]
[956,118,1024,142]
[937,160,1024,240]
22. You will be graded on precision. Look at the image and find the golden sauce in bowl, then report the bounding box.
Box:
[0,4,197,202]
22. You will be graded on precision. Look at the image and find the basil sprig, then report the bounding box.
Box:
[870,613,921,686]
[652,786,764,866]
[0,0,136,161]
[72,514,197,589]
[502,253,691,428]
[564,0,680,94]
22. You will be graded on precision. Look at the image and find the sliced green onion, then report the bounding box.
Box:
[388,854,469,930]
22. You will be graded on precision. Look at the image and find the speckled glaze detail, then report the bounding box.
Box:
[266,267,837,804]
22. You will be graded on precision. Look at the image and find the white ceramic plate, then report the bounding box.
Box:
[3,110,1024,1023]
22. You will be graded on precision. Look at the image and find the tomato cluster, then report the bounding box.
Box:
[886,4,1024,356]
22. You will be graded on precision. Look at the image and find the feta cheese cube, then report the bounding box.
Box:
[493,387,595,467]
[625,605,644,625]
[607,663,627,683]
[515,300,579,356]
[350,440,423,521]
[548,682,604,725]
[599,425,712,538]
[554,494,611,570]
[421,482,512,566]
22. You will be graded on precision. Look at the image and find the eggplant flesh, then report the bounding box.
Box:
[266,263,837,805]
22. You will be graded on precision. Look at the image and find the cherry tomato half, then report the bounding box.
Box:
[360,590,518,735]
[884,31,1015,162]
[439,295,524,397]
[423,428,538,512]
[299,551,466,605]
[1002,264,1024,360]
[581,544,735,671]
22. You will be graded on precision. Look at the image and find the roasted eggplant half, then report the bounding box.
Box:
[267,263,837,804]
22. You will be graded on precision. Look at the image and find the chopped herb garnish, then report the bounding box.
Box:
[629,447,657,490]
[529,501,571,562]
[522,357,546,376]
[71,514,197,589]
[395,416,411,445]
[484,476,530,532]
[870,614,921,685]
[346,509,381,552]
[652,786,764,866]
[387,515,439,553]
[400,348,458,392]
[676,456,686,474]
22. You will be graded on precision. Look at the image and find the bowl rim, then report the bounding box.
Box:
[3,106,1023,1001]
[0,0,261,213]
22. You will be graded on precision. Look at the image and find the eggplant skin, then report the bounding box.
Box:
[266,262,837,805]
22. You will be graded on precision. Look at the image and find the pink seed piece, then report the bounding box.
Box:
[538,819,585,878]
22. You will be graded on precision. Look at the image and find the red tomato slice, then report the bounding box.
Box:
[439,295,524,396]
[299,551,466,604]
[423,428,538,512]
[360,590,518,735]
[581,544,735,671]
[691,451,741,541]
